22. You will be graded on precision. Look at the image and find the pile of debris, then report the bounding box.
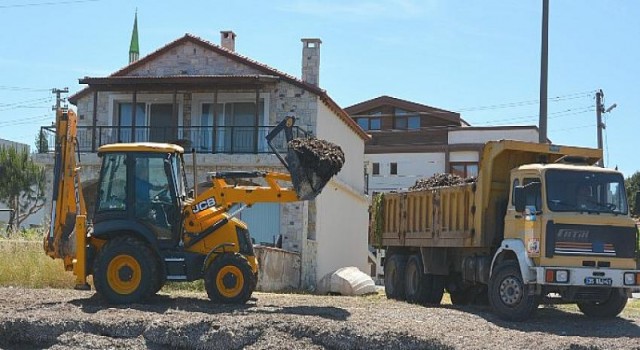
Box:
[409,173,475,191]
[288,138,345,181]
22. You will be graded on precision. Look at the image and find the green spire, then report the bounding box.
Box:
[129,10,139,63]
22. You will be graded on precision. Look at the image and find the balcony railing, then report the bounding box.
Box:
[38,125,309,154]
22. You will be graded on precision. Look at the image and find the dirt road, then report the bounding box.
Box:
[1,287,639,349]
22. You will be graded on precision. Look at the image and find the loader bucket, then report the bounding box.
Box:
[285,138,345,201]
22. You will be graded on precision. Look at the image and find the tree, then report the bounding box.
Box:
[0,145,46,232]
[35,129,49,153]
[625,171,640,216]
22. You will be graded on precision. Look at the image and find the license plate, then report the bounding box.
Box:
[584,277,612,286]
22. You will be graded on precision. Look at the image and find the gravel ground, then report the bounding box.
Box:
[1,287,639,350]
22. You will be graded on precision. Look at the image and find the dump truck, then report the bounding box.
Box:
[372,140,640,321]
[44,108,342,304]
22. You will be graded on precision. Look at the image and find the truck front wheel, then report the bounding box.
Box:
[577,288,628,318]
[488,261,537,321]
[384,254,407,300]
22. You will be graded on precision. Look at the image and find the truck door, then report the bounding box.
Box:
[505,176,543,258]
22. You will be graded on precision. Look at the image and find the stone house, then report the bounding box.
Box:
[37,32,370,290]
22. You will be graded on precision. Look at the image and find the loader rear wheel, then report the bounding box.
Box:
[93,236,155,304]
[384,254,407,300]
[204,253,255,304]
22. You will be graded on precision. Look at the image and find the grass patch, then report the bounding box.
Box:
[0,239,75,289]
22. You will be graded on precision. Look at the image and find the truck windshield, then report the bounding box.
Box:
[546,169,628,214]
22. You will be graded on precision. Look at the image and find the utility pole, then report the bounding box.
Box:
[51,87,69,111]
[595,89,617,168]
[596,89,604,167]
[538,0,549,144]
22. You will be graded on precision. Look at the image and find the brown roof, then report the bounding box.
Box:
[344,95,461,125]
[69,33,369,141]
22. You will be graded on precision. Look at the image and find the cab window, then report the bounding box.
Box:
[97,153,127,212]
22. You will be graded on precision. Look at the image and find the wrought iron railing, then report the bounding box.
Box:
[38,125,310,154]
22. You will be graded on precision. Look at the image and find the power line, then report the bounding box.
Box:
[0,85,51,92]
[0,114,52,126]
[0,96,51,108]
[453,90,595,113]
[472,106,594,125]
[0,0,101,9]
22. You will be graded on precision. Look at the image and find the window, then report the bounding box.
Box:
[118,103,146,142]
[523,178,542,211]
[390,162,398,175]
[199,100,264,152]
[355,116,381,131]
[511,179,520,205]
[546,170,628,214]
[450,162,478,178]
[394,108,420,130]
[97,153,128,212]
[372,162,380,176]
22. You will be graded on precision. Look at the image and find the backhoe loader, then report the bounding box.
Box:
[44,108,341,304]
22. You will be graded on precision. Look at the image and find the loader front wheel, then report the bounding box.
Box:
[205,253,255,304]
[93,236,155,304]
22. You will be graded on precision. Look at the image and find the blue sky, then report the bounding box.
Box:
[0,0,638,176]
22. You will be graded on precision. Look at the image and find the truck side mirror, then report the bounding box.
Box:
[634,191,640,216]
[514,186,526,212]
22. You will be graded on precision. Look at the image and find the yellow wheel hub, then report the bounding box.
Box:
[216,265,244,298]
[107,254,142,295]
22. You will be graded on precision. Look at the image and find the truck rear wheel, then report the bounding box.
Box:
[204,253,255,304]
[93,236,155,304]
[405,255,428,304]
[577,288,628,318]
[384,254,407,300]
[488,261,537,321]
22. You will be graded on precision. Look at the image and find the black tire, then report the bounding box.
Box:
[93,236,156,304]
[488,261,537,321]
[405,254,429,304]
[384,254,407,300]
[204,253,256,304]
[148,257,166,297]
[577,288,628,318]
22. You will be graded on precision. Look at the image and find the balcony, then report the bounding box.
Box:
[38,125,309,154]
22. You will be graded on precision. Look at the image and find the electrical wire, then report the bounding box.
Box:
[0,96,51,108]
[453,90,595,112]
[0,86,51,92]
[0,0,101,9]
[0,114,52,126]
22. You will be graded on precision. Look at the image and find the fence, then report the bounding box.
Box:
[39,125,310,154]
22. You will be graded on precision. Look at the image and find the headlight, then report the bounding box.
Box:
[556,270,569,283]
[624,272,639,286]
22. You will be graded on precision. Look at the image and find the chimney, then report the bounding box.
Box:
[301,38,322,86]
[220,30,236,52]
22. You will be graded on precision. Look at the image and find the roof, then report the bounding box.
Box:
[98,142,184,154]
[69,33,369,141]
[344,95,461,125]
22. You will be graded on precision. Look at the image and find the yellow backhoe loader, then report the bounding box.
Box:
[44,108,341,304]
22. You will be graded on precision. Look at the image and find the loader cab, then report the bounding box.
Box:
[94,143,187,248]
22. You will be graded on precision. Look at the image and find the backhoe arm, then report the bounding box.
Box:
[43,108,89,289]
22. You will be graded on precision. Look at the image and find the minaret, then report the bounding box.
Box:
[129,11,139,64]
